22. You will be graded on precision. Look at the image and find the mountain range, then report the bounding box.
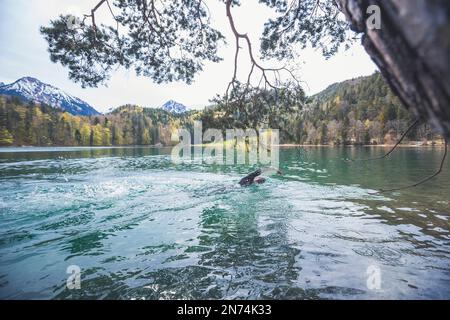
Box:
[0,77,100,116]
[1,72,438,147]
[160,100,189,113]
[0,77,190,116]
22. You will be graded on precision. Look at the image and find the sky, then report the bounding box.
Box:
[0,0,377,113]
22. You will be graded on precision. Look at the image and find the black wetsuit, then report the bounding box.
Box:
[239,169,262,187]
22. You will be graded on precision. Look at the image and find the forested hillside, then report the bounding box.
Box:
[0,72,441,147]
[0,97,187,147]
[199,72,440,145]
[294,72,437,145]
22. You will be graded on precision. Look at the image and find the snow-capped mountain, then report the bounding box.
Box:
[0,77,100,116]
[161,100,189,114]
[105,106,118,114]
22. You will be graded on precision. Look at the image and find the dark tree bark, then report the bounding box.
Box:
[339,0,450,140]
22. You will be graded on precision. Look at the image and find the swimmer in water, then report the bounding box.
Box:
[239,167,282,187]
[200,167,282,196]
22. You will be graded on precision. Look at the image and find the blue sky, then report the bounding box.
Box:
[0,0,377,113]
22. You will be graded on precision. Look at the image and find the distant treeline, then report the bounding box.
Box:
[0,98,185,147]
[290,72,439,145]
[0,72,442,147]
[197,72,440,145]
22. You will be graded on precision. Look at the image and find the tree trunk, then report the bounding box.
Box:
[338,0,450,140]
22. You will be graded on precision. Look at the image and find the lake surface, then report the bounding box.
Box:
[0,146,449,299]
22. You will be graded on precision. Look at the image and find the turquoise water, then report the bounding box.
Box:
[0,146,449,299]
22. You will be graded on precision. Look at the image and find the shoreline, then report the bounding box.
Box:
[0,142,445,149]
[277,143,447,147]
[1,144,447,149]
[1,138,447,149]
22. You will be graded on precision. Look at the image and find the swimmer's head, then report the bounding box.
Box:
[254,176,266,184]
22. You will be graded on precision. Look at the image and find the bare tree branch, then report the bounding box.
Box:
[225,0,298,100]
[380,139,448,192]
[350,119,420,161]
[87,0,108,37]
